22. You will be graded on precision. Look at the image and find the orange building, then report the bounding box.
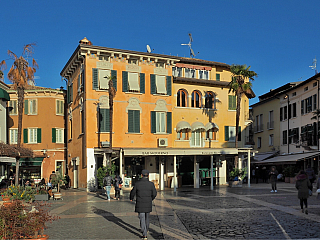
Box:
[61,38,254,191]
[7,85,66,183]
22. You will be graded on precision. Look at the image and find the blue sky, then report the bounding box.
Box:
[1,1,320,105]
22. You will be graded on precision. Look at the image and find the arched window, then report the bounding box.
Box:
[191,91,201,108]
[177,89,187,107]
[205,92,215,109]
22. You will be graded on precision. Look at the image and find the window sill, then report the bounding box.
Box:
[175,139,189,142]
[152,94,169,97]
[153,133,170,135]
[126,132,143,135]
[205,140,218,142]
[124,92,143,95]
[228,109,236,111]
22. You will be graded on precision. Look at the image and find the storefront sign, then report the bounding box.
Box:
[124,148,239,156]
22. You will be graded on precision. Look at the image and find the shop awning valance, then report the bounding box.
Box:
[191,122,205,131]
[176,121,191,132]
[11,157,44,166]
[0,157,16,163]
[0,88,10,101]
[205,122,219,131]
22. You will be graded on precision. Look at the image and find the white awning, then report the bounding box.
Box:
[0,157,16,163]
[176,121,191,132]
[205,122,219,131]
[156,75,166,94]
[256,151,320,164]
[99,69,110,89]
[191,122,205,131]
[128,72,140,91]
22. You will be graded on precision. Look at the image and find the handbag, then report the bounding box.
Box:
[119,184,122,190]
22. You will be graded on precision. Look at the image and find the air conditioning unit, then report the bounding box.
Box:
[158,138,168,147]
[101,141,110,148]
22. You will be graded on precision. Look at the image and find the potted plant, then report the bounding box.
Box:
[228,167,247,187]
[283,166,298,184]
[0,199,59,239]
[50,172,65,200]
[34,188,49,201]
[2,186,36,203]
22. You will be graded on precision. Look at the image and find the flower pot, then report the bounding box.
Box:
[34,194,49,201]
[53,192,62,200]
[28,234,49,240]
[228,180,243,187]
[1,196,12,206]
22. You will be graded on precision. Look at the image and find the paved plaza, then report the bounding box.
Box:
[44,182,320,239]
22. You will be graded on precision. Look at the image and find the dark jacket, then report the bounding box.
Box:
[295,174,311,199]
[113,175,122,190]
[103,175,112,186]
[269,169,278,183]
[130,177,157,213]
[306,168,315,181]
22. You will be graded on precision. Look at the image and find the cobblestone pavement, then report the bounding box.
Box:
[44,183,320,239]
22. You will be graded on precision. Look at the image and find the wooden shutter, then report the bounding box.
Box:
[92,68,99,90]
[37,128,41,143]
[52,128,56,143]
[140,73,145,94]
[99,108,110,132]
[150,74,156,94]
[134,110,140,133]
[23,129,28,143]
[166,76,171,96]
[122,71,128,92]
[24,100,28,114]
[225,126,229,141]
[216,74,220,81]
[166,112,172,134]
[151,111,156,133]
[128,110,134,133]
[111,70,117,91]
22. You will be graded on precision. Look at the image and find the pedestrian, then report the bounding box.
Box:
[103,171,113,201]
[130,170,157,240]
[316,171,320,200]
[49,171,56,189]
[269,166,278,193]
[306,165,315,190]
[296,170,311,214]
[65,174,71,189]
[113,173,122,200]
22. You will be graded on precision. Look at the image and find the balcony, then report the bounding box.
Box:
[267,121,274,130]
[254,124,264,133]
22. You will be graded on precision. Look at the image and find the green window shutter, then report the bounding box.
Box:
[52,128,56,143]
[122,71,128,92]
[128,110,134,133]
[238,126,241,141]
[150,74,156,94]
[225,126,229,141]
[37,128,41,143]
[99,108,110,132]
[134,110,140,133]
[105,109,110,132]
[166,76,172,96]
[92,68,99,90]
[228,95,236,110]
[24,100,28,114]
[216,74,220,81]
[232,96,236,110]
[151,111,156,133]
[140,73,145,94]
[166,112,172,134]
[111,70,117,91]
[23,129,28,143]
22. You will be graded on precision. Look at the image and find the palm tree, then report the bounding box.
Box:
[108,76,116,169]
[0,60,6,81]
[2,43,38,185]
[229,64,257,167]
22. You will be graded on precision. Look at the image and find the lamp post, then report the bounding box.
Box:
[284,94,289,154]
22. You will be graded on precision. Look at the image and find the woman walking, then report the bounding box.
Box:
[269,166,278,192]
[113,173,123,200]
[296,170,311,214]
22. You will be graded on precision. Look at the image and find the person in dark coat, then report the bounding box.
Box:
[306,165,315,189]
[113,173,122,200]
[296,170,312,214]
[130,169,157,240]
[269,166,278,192]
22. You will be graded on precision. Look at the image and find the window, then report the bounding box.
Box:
[280,107,283,121]
[56,100,64,115]
[206,129,217,140]
[313,82,317,87]
[268,111,274,129]
[301,100,304,115]
[216,73,220,81]
[78,66,84,94]
[177,129,189,140]
[292,92,296,96]
[9,129,18,144]
[80,98,84,134]
[123,72,145,93]
[292,103,297,118]
[92,68,117,91]
[313,94,317,111]
[99,108,110,132]
[23,128,41,144]
[283,106,287,120]
[257,137,261,148]
[269,134,274,146]
[225,126,241,142]
[128,110,140,133]
[288,104,292,119]
[172,67,182,77]
[9,100,17,115]
[67,83,73,104]
[185,68,195,78]
[306,96,312,113]
[199,70,209,79]
[151,111,172,134]
[177,89,187,107]
[304,87,308,91]
[55,160,64,175]
[191,129,202,147]
[150,75,171,95]
[228,95,236,110]
[283,130,287,144]
[191,91,201,108]
[68,107,72,140]
[52,128,64,143]
[205,92,215,109]
[156,62,164,68]
[24,99,37,115]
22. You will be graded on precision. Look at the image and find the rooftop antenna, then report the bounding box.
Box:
[146,45,154,53]
[309,56,318,74]
[181,33,198,58]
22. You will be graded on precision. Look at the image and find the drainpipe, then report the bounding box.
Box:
[285,94,290,154]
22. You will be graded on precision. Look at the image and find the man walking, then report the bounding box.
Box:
[130,170,157,240]
[103,172,113,201]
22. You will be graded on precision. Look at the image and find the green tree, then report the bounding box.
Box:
[0,44,38,185]
[229,64,257,166]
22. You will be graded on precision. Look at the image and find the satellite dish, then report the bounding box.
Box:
[146,45,153,53]
[181,33,198,58]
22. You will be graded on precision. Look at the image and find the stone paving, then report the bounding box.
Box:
[43,182,320,239]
